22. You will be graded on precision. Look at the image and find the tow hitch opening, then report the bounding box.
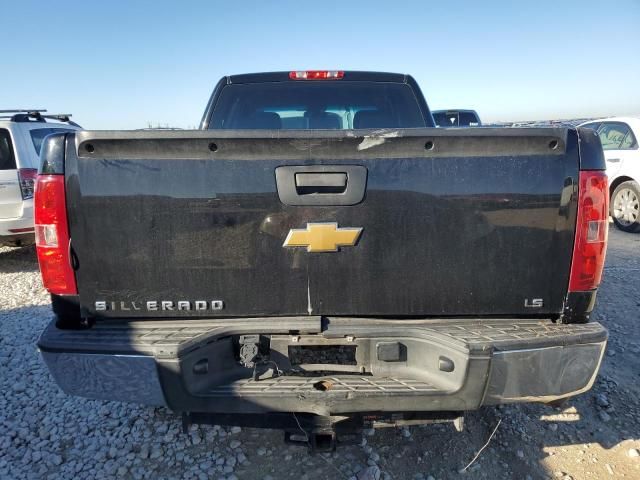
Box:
[313,380,334,392]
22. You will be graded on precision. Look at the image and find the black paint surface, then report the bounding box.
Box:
[63,128,581,319]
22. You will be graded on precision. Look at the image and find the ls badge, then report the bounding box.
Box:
[524,298,544,308]
[283,223,362,253]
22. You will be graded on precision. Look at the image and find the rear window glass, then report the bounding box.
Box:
[0,129,16,170]
[30,128,74,155]
[433,111,480,127]
[209,81,426,130]
[597,122,637,150]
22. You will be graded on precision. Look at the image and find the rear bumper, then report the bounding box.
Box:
[38,317,607,415]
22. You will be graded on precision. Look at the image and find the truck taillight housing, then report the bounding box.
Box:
[34,174,77,294]
[568,171,609,292]
[18,168,37,199]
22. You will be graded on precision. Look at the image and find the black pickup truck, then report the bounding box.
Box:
[35,71,609,450]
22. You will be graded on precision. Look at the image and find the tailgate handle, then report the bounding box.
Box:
[275,165,367,206]
[295,173,347,194]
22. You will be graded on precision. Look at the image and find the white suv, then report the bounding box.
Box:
[579,117,640,233]
[0,110,81,246]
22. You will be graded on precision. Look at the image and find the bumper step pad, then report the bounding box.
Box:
[208,376,440,396]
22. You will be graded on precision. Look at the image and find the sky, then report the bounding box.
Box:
[2,0,639,129]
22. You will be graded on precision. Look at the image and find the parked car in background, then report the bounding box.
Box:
[579,117,640,232]
[0,110,81,246]
[432,109,481,127]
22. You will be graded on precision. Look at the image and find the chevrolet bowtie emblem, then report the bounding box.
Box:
[283,223,363,253]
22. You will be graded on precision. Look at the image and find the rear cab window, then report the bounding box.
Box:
[208,81,426,130]
[0,129,17,170]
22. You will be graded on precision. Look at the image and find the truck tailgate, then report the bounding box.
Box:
[65,128,578,319]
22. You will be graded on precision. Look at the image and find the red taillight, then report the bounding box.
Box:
[18,168,37,200]
[34,174,77,294]
[289,70,344,80]
[568,171,609,292]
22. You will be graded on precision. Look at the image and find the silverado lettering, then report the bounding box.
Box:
[94,300,224,312]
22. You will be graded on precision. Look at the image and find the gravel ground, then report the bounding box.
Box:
[1,229,639,480]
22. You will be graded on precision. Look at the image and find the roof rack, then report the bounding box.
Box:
[0,109,81,128]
